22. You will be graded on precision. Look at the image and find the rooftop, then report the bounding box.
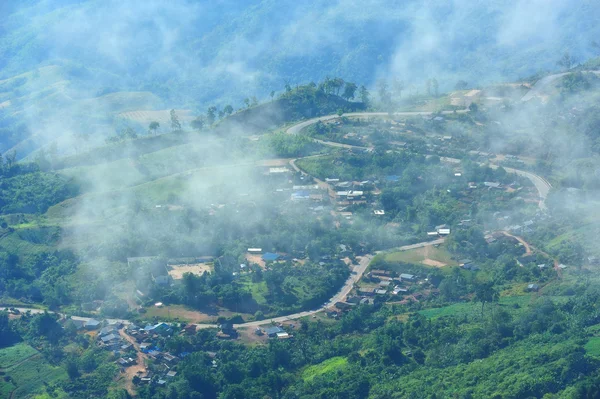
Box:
[262,252,281,262]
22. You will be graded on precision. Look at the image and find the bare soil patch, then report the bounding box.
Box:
[237,327,268,346]
[168,263,213,279]
[245,254,266,269]
[145,305,217,323]
[422,259,447,267]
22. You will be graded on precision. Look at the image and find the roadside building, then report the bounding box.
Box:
[84,319,101,330]
[265,326,284,338]
[262,252,281,262]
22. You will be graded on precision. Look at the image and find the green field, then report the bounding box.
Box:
[419,294,533,319]
[0,343,38,369]
[384,245,458,267]
[0,343,67,399]
[240,279,269,305]
[302,356,348,382]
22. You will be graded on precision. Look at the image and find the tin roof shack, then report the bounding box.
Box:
[181,324,197,335]
[84,319,101,330]
[140,343,153,352]
[262,252,281,262]
[166,371,177,379]
[144,323,173,336]
[526,284,540,292]
[65,318,86,330]
[265,326,285,338]
[336,190,367,205]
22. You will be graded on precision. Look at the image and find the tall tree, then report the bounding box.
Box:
[223,105,234,116]
[377,80,391,105]
[191,117,205,131]
[359,85,370,105]
[342,82,358,100]
[455,80,468,90]
[557,52,574,70]
[207,106,217,125]
[148,121,160,135]
[331,78,345,96]
[474,281,498,318]
[170,109,182,131]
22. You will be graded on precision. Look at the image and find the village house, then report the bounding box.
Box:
[84,319,101,330]
[265,326,285,338]
[181,324,197,335]
[65,318,86,330]
[370,269,392,278]
[166,371,177,379]
[527,284,540,292]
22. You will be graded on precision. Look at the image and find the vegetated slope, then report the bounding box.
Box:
[2,0,600,107]
[216,85,366,135]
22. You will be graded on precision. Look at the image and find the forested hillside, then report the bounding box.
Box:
[2,0,600,106]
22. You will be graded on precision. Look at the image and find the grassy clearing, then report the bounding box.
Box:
[0,229,56,259]
[419,295,533,319]
[0,347,67,399]
[585,337,600,358]
[143,304,216,324]
[302,356,348,382]
[385,245,457,267]
[0,343,38,369]
[239,279,269,305]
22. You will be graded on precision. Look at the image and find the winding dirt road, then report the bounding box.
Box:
[286,111,552,209]
[521,71,600,102]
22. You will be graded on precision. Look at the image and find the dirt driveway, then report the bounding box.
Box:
[118,328,148,396]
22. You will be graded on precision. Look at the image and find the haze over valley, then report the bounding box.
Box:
[1,1,600,398]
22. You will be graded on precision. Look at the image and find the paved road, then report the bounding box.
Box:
[233,238,445,328]
[496,165,551,210]
[235,254,373,328]
[7,307,131,325]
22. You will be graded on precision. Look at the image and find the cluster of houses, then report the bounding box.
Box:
[122,322,196,386]
[331,269,421,311]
